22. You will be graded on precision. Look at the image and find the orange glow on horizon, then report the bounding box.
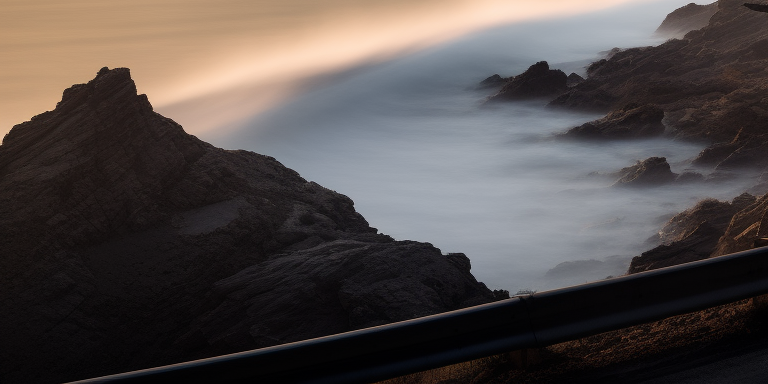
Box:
[153,0,663,111]
[1,0,671,137]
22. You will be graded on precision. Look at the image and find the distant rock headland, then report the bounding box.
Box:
[484,1,768,276]
[0,68,500,383]
[655,1,719,38]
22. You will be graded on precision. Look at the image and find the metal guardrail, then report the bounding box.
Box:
[70,246,768,384]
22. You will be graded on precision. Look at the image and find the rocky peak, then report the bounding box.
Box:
[0,67,211,254]
[59,67,150,113]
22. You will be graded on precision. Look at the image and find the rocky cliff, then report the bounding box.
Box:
[0,68,498,383]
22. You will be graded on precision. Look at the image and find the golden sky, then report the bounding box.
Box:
[2,0,669,137]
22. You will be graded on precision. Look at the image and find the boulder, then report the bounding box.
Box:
[612,157,678,187]
[486,61,568,101]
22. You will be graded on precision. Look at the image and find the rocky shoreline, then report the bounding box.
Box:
[485,0,768,277]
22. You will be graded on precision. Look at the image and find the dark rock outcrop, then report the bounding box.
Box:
[562,104,666,139]
[613,157,678,187]
[655,2,719,38]
[0,68,497,384]
[486,61,568,101]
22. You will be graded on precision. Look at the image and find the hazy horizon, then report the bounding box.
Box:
[4,0,704,137]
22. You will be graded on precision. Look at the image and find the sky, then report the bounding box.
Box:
[2,0,690,138]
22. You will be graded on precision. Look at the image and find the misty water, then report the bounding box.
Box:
[210,1,759,293]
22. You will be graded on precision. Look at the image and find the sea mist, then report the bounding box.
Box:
[210,1,754,292]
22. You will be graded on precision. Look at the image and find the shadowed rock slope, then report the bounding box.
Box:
[0,67,497,384]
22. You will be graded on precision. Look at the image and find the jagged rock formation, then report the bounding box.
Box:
[655,2,719,38]
[0,68,497,384]
[486,61,568,101]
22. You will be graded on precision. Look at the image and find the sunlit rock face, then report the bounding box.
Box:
[0,68,496,384]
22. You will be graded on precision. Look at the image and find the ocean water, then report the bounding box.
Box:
[207,1,755,293]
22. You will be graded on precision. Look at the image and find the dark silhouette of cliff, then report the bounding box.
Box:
[0,67,497,383]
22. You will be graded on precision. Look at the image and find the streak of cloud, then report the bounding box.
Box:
[1,0,673,135]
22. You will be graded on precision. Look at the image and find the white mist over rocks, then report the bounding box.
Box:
[210,1,753,292]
